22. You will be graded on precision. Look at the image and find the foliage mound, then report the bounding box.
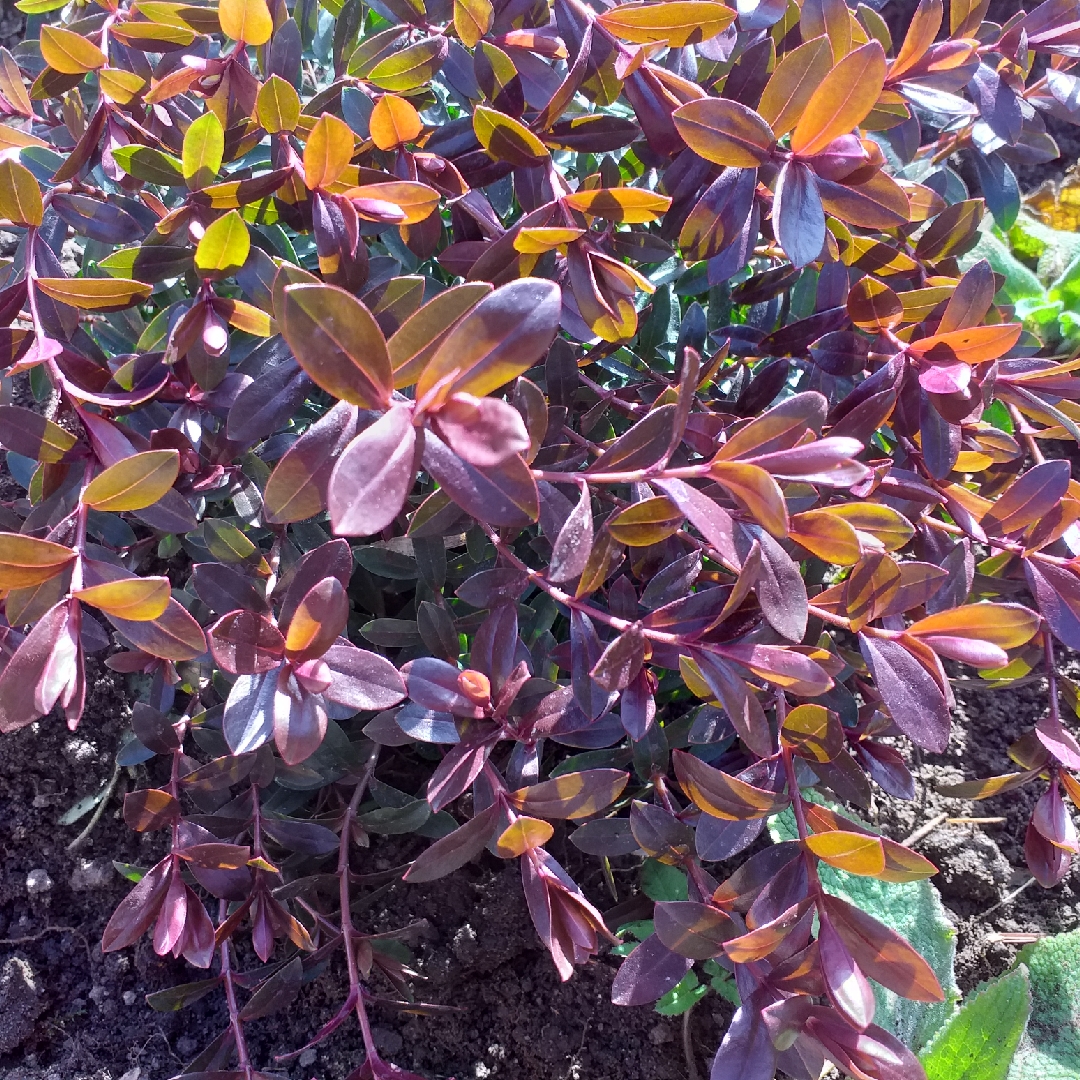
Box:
[3,0,1080,1076]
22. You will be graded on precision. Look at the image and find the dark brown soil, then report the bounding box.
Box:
[0,696,709,1080]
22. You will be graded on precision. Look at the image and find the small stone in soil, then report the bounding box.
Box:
[25,868,52,900]
[122,990,137,1006]
[0,956,45,1053]
[176,1035,198,1057]
[69,858,114,891]
[61,738,97,766]
[648,1022,673,1045]
[298,1048,317,1067]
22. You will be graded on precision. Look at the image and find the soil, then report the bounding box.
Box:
[4,1,1080,1079]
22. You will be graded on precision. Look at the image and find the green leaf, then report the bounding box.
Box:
[641,858,688,902]
[15,0,68,12]
[182,110,224,190]
[109,145,185,186]
[770,796,959,1050]
[920,967,1030,1080]
[111,861,146,883]
[654,969,708,1015]
[1008,929,1080,1080]
[961,228,1043,302]
[195,210,250,276]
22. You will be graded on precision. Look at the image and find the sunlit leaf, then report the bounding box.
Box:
[82,451,180,512]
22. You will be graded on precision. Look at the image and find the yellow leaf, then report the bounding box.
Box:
[607,496,684,546]
[563,187,672,223]
[513,227,585,254]
[81,450,180,512]
[805,831,886,876]
[472,104,549,168]
[73,577,171,620]
[495,817,554,857]
[218,0,273,46]
[256,74,301,133]
[0,159,42,227]
[822,502,914,551]
[99,68,147,105]
[35,277,151,311]
[39,25,106,75]
[304,113,354,190]
[454,0,493,47]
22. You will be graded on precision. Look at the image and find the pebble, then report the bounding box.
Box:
[25,869,52,899]
[61,738,97,766]
[0,957,45,1053]
[88,985,108,1007]
[69,859,113,892]
[648,1021,673,1045]
[122,990,137,1006]
[298,1049,317,1068]
[176,1035,198,1057]
[452,923,479,964]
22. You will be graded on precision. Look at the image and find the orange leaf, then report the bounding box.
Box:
[370,93,424,151]
[710,460,789,537]
[888,0,943,82]
[906,603,1040,649]
[673,98,776,167]
[791,41,887,157]
[723,898,813,962]
[789,509,861,565]
[908,323,1022,365]
[758,35,835,137]
[596,1,736,47]
[672,750,789,820]
[0,533,76,589]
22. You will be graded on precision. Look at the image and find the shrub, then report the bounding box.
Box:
[2,0,1080,1076]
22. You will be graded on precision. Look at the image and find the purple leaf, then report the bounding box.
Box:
[329,404,419,536]
[859,634,951,753]
[774,160,825,268]
[611,934,693,1006]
